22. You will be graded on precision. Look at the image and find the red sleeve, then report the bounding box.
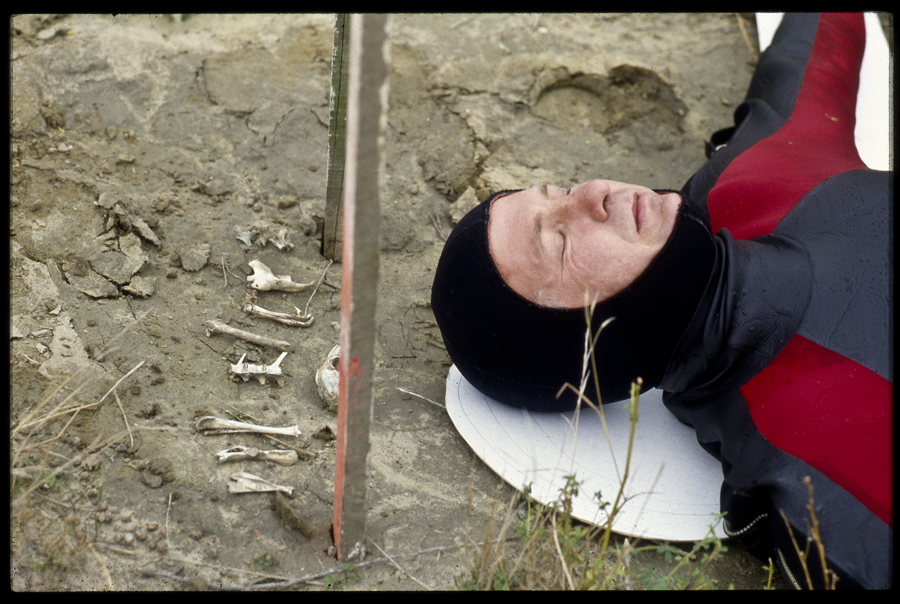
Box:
[708,13,868,239]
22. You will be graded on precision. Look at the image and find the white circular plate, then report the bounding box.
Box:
[445,365,726,541]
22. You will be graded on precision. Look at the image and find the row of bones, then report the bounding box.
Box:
[205,260,337,395]
[200,260,335,495]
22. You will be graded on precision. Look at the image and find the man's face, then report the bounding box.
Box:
[488,179,682,308]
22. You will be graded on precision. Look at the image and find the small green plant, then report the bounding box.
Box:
[255,552,279,571]
[42,473,66,490]
[458,304,731,590]
[634,518,728,589]
[323,563,359,590]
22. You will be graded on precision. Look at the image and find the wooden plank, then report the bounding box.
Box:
[321,13,349,262]
[332,13,390,562]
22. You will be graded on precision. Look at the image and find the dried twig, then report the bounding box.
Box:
[221,254,229,287]
[369,538,434,590]
[302,259,333,317]
[87,543,115,590]
[165,492,172,552]
[430,210,446,241]
[735,13,759,65]
[113,389,133,448]
[98,360,146,409]
[396,387,446,410]
[138,539,502,590]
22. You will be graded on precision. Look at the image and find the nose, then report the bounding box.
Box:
[561,181,609,222]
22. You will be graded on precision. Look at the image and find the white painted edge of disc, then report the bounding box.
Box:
[445,365,727,541]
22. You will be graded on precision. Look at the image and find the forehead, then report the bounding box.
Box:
[487,190,545,271]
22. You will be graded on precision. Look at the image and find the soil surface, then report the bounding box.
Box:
[11,13,792,590]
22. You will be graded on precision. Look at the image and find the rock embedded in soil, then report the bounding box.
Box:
[180,243,211,272]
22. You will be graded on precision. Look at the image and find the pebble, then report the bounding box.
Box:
[277,195,298,209]
[141,470,164,488]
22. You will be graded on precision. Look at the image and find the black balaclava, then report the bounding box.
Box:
[431,188,716,411]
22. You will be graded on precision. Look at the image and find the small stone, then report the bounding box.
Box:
[141,470,163,488]
[180,243,210,272]
[123,275,156,298]
[277,195,298,209]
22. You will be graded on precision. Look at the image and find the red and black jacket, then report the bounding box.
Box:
[661,13,892,589]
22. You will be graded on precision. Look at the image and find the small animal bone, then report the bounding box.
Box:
[214,445,299,467]
[196,415,301,437]
[229,351,288,385]
[227,472,293,496]
[242,290,313,327]
[315,344,340,411]
[247,259,315,292]
[205,319,293,352]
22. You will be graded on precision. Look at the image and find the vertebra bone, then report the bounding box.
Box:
[229,351,288,385]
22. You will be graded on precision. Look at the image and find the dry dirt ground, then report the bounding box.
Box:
[11,13,802,590]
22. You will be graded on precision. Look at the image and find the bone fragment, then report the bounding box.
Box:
[227,472,293,496]
[229,351,288,385]
[241,298,314,328]
[247,259,315,292]
[315,344,340,411]
[195,415,301,437]
[214,445,299,466]
[205,319,293,352]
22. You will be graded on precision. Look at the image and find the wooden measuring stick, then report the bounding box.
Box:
[333,13,390,562]
[322,14,350,262]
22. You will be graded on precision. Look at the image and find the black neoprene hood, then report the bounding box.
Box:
[431,188,716,410]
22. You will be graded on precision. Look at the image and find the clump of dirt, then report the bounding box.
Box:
[11,13,783,590]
